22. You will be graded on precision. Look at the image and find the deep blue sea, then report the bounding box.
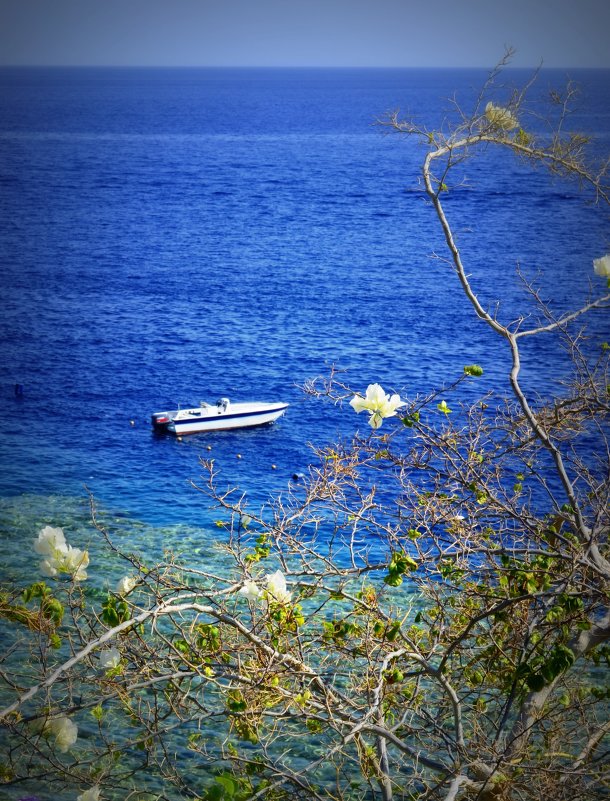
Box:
[0,67,608,559]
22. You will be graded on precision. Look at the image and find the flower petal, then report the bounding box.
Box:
[365,383,386,406]
[485,101,518,131]
[115,576,137,595]
[265,570,291,603]
[239,580,263,601]
[99,647,121,669]
[33,526,66,556]
[349,395,369,413]
[593,254,610,277]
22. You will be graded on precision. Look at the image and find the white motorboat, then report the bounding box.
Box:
[151,397,288,436]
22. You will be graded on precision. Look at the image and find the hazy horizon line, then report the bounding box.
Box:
[2,63,607,71]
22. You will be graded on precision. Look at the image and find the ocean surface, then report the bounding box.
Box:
[0,67,609,559]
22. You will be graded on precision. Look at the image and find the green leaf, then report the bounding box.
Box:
[215,774,238,797]
[525,672,545,692]
[463,364,484,377]
[206,785,224,801]
[384,551,418,586]
[101,596,130,628]
[385,668,404,684]
[386,622,401,642]
[437,400,451,415]
[42,597,64,626]
[401,411,420,427]
[23,582,50,603]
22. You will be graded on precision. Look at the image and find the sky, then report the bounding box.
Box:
[0,0,608,69]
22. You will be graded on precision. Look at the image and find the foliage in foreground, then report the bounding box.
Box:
[1,55,609,801]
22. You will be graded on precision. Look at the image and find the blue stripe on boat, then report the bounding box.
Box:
[171,405,288,427]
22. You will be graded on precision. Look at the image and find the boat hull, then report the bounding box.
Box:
[152,402,288,436]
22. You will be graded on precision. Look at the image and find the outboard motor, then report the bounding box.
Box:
[151,411,172,431]
[216,397,230,414]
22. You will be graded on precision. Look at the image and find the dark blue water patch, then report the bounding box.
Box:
[0,67,608,535]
